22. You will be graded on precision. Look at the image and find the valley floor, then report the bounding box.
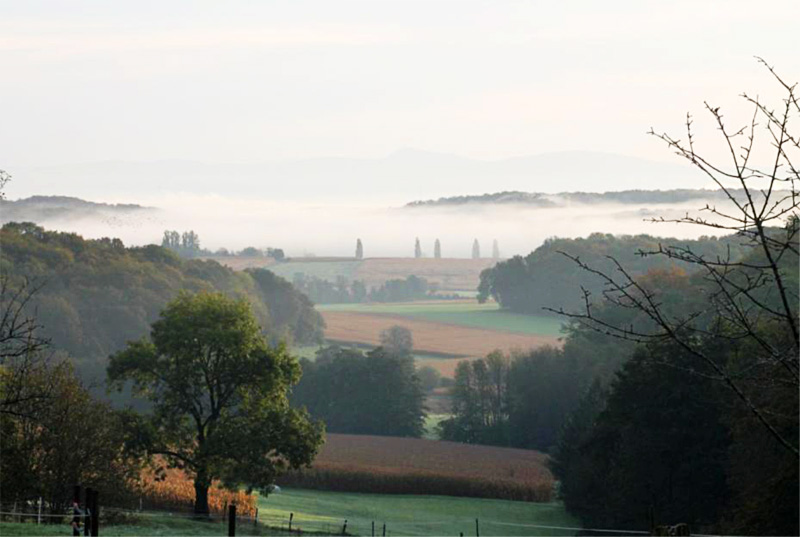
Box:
[0,489,580,537]
[257,488,580,537]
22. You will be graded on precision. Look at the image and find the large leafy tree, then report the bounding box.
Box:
[2,360,139,510]
[551,341,731,532]
[550,60,798,534]
[292,345,426,437]
[108,292,323,515]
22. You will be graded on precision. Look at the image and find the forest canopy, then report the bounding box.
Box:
[478,233,747,315]
[0,222,323,389]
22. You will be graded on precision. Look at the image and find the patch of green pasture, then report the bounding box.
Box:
[257,488,581,536]
[0,515,276,537]
[412,352,462,361]
[298,340,464,362]
[422,413,452,440]
[315,302,496,313]
[291,345,326,361]
[317,302,565,337]
[267,261,362,283]
[294,343,462,363]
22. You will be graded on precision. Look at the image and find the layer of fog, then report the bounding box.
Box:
[33,193,737,258]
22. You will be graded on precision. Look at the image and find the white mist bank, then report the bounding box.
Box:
[28,193,737,258]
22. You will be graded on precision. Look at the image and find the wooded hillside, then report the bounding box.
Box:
[478,233,746,315]
[0,222,323,387]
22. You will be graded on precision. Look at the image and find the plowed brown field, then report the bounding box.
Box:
[321,311,560,358]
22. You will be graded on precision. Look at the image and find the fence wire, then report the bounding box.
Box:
[1,504,685,536]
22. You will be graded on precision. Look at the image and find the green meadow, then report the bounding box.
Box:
[257,488,581,536]
[292,343,462,362]
[1,489,579,536]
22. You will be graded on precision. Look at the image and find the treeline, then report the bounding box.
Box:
[291,273,458,304]
[447,265,709,451]
[0,282,296,516]
[291,343,426,437]
[406,188,775,207]
[0,355,140,511]
[440,327,628,452]
[0,195,155,227]
[449,229,798,534]
[161,229,285,260]
[548,228,799,534]
[0,222,323,389]
[478,233,744,314]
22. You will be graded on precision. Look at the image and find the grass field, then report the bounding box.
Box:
[422,413,451,440]
[0,516,275,537]
[257,488,581,536]
[317,301,565,337]
[0,490,580,537]
[292,343,458,362]
[291,344,326,360]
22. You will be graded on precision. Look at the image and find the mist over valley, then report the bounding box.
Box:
[2,186,739,258]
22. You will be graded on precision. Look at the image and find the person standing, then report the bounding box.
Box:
[71,500,83,536]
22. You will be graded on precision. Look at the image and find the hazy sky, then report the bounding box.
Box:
[2,0,798,169]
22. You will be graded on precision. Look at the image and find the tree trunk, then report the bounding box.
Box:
[193,473,210,516]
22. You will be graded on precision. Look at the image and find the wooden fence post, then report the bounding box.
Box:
[289,512,294,532]
[228,504,236,537]
[341,519,347,535]
[382,523,386,537]
[254,507,258,527]
[84,488,92,536]
[90,489,99,537]
[372,521,375,537]
[37,497,42,525]
[475,518,479,537]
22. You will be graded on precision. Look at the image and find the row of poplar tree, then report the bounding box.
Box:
[355,238,501,259]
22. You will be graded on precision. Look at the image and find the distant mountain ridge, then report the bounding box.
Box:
[0,195,157,225]
[11,149,701,201]
[406,188,766,208]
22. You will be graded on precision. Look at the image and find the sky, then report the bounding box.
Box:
[1,1,797,254]
[2,0,798,172]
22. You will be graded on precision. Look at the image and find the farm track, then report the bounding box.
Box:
[321,310,561,358]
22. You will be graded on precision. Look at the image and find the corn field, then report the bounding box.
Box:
[139,465,257,517]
